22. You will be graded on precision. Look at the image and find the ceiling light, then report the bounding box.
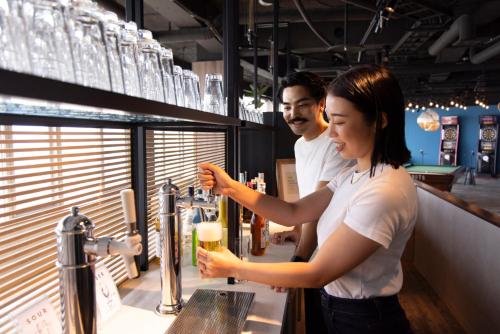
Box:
[450,101,455,106]
[446,107,450,111]
[408,102,413,107]
[429,102,434,106]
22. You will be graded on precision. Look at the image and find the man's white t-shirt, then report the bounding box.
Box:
[317,164,417,299]
[294,129,351,197]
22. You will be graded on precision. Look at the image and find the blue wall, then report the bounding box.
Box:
[405,105,500,171]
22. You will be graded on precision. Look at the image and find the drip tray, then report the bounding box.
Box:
[166,289,255,334]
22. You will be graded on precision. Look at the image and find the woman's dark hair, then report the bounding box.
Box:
[327,64,410,176]
[278,71,326,103]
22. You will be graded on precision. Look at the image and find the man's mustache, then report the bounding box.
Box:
[288,117,308,124]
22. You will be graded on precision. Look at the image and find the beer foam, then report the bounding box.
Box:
[197,222,222,242]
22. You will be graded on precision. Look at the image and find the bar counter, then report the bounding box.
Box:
[102,224,295,334]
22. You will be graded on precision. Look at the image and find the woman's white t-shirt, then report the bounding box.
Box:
[317,164,417,299]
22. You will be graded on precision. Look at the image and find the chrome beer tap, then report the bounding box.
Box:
[56,189,142,334]
[156,179,216,316]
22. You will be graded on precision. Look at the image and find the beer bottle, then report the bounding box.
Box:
[154,216,161,264]
[217,195,228,247]
[250,183,266,256]
[191,189,203,266]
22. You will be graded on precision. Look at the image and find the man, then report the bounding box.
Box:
[272,71,352,334]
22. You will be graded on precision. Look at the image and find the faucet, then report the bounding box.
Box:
[56,189,142,334]
[155,179,216,316]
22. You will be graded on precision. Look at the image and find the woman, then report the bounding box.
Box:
[197,64,416,334]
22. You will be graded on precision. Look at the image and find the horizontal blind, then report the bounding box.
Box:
[146,130,226,261]
[0,125,132,334]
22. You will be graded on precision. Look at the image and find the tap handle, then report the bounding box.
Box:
[120,189,137,234]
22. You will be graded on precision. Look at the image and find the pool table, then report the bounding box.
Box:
[405,164,463,192]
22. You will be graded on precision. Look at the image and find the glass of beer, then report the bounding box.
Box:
[197,222,222,251]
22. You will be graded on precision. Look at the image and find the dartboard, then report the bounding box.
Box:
[444,127,457,141]
[482,127,497,141]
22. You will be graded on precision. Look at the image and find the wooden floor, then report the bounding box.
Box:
[400,264,466,334]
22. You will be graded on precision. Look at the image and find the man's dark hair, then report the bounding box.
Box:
[278,71,326,103]
[327,64,411,176]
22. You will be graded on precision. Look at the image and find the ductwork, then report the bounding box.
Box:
[470,40,500,64]
[428,15,473,56]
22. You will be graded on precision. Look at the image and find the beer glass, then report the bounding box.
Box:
[197,222,222,252]
[173,65,185,107]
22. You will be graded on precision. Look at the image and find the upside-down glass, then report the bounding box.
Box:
[137,29,164,102]
[203,73,224,115]
[0,0,14,70]
[197,222,222,252]
[5,0,31,73]
[192,72,202,110]
[159,47,176,105]
[99,10,124,94]
[173,65,185,107]
[28,0,75,82]
[183,69,197,109]
[70,1,110,90]
[119,21,141,97]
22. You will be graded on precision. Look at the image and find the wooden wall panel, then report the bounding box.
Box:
[414,188,500,334]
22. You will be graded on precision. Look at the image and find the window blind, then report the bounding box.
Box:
[0,125,132,334]
[145,130,226,261]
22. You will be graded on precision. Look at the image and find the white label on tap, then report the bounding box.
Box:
[8,295,61,334]
[96,264,122,326]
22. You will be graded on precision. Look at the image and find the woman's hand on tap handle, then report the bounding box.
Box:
[198,163,235,196]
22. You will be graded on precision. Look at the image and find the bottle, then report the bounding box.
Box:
[257,179,270,248]
[183,208,194,266]
[242,181,253,224]
[217,195,228,247]
[250,183,266,256]
[154,216,161,264]
[191,189,203,266]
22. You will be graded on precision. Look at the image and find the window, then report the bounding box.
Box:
[0,125,227,333]
[0,125,132,333]
[145,129,226,261]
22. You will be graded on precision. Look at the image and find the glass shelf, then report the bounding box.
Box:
[0,68,241,126]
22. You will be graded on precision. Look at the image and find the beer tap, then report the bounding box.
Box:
[56,189,142,334]
[156,179,216,316]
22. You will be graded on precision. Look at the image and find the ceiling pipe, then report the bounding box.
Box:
[428,14,473,56]
[291,0,334,49]
[470,40,500,64]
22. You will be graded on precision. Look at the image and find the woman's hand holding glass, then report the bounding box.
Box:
[196,246,242,279]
